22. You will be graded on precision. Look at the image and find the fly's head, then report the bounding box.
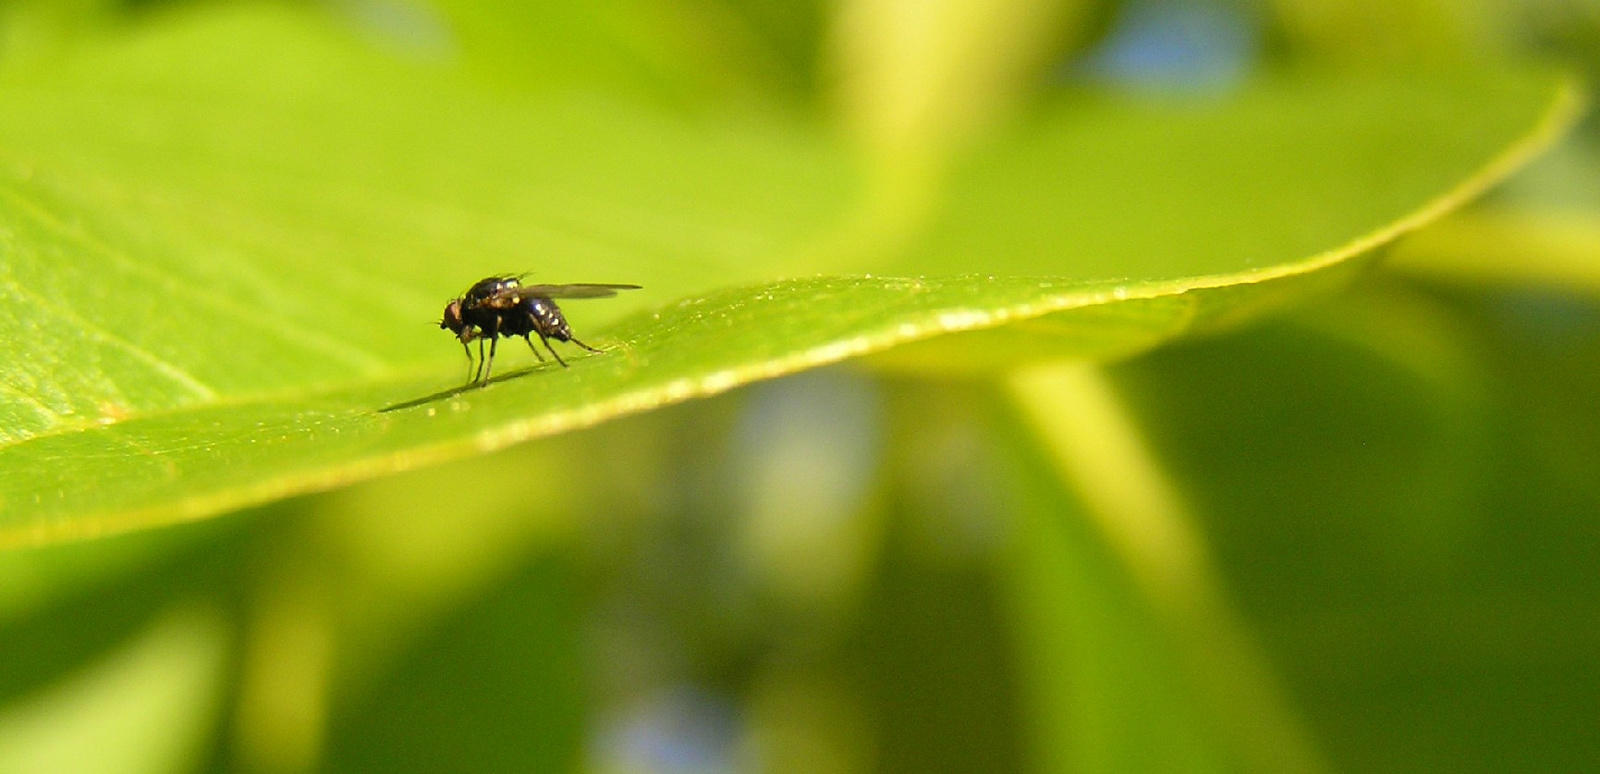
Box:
[439,300,476,343]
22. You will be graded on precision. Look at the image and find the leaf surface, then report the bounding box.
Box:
[0,7,1579,545]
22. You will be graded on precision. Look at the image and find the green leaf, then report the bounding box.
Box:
[0,6,1579,546]
[1004,364,1327,773]
[322,550,586,772]
[993,405,1237,773]
[1388,208,1600,293]
[0,608,226,774]
[424,0,811,103]
[1105,281,1600,770]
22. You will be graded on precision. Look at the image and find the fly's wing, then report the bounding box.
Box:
[517,283,643,299]
[470,282,641,309]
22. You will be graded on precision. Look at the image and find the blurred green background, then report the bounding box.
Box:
[1,0,1598,772]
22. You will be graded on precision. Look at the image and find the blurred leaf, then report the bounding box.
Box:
[1389,208,1600,292]
[0,608,227,774]
[0,5,1577,546]
[314,437,582,660]
[853,382,1028,773]
[0,0,123,67]
[320,550,585,774]
[992,402,1237,773]
[828,0,1096,206]
[1263,0,1507,65]
[1004,364,1325,773]
[0,513,220,625]
[0,525,243,771]
[1106,279,1600,770]
[715,0,831,97]
[854,526,1028,773]
[1494,135,1600,210]
[421,0,801,104]
[217,433,599,771]
[1109,282,1497,608]
[0,514,254,705]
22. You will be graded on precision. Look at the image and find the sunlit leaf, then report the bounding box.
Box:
[0,5,1578,546]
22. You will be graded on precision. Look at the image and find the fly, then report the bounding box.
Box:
[439,275,640,385]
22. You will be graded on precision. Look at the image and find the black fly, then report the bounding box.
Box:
[440,275,640,385]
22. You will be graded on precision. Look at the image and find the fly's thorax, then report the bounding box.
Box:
[465,276,519,303]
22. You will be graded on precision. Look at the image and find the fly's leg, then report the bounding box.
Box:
[482,318,502,384]
[538,333,569,367]
[522,335,547,362]
[568,337,604,354]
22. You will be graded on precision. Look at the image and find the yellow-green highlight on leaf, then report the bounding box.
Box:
[828,0,1097,240]
[1388,208,1600,292]
[0,5,1583,547]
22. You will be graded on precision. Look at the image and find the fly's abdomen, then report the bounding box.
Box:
[523,298,573,341]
